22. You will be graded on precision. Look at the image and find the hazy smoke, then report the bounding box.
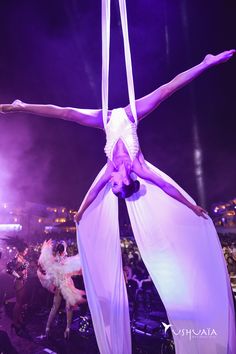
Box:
[0,114,52,204]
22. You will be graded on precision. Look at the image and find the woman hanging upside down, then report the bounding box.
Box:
[1,49,235,354]
[0,50,234,220]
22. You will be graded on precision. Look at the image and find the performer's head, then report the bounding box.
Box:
[4,236,28,256]
[55,241,67,256]
[112,178,140,199]
[17,243,28,256]
[110,163,140,198]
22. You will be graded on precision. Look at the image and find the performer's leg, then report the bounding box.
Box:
[64,307,73,339]
[13,280,26,327]
[0,101,104,129]
[46,289,62,333]
[126,50,235,122]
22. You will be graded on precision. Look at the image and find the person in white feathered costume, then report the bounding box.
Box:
[37,239,86,339]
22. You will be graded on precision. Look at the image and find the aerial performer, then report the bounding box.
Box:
[0,0,235,352]
[37,239,86,339]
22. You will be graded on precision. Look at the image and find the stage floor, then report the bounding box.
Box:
[0,303,174,354]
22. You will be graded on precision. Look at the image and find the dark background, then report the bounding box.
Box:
[0,0,235,209]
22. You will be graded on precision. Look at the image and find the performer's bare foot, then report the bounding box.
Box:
[64,327,70,340]
[203,49,235,67]
[0,99,25,113]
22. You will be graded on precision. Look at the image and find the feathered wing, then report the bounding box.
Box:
[38,239,54,269]
[61,254,82,276]
[37,239,57,293]
[58,253,86,307]
[60,277,86,308]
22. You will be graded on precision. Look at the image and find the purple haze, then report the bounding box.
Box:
[0,0,235,209]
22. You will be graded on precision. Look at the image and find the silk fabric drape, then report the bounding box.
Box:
[76,165,131,354]
[77,162,236,354]
[101,0,137,127]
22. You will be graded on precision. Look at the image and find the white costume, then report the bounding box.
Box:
[104,108,139,162]
[37,240,85,308]
[76,108,236,354]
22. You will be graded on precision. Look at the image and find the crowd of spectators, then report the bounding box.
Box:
[121,239,152,290]
[220,238,236,294]
[1,232,236,316]
[222,242,236,272]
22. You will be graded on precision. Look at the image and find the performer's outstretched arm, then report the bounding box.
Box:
[0,100,104,129]
[132,161,207,218]
[127,49,235,121]
[74,161,114,223]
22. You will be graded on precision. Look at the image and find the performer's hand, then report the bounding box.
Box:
[191,205,208,219]
[0,99,25,113]
[78,290,87,304]
[74,212,82,224]
[203,49,235,67]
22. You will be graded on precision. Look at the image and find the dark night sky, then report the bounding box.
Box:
[0,0,235,209]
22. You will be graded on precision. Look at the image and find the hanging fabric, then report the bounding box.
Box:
[126,161,236,354]
[118,0,137,123]
[76,166,131,354]
[101,0,137,127]
[77,160,236,354]
[101,0,111,128]
[77,1,236,353]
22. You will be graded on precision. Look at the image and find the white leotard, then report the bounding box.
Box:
[104,108,139,162]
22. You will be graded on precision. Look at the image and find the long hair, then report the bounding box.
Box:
[3,236,28,253]
[114,180,140,199]
[55,241,67,255]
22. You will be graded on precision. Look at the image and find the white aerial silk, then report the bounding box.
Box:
[101,0,137,128]
[76,161,236,354]
[101,0,111,128]
[77,166,131,354]
[117,0,137,123]
[127,163,236,354]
